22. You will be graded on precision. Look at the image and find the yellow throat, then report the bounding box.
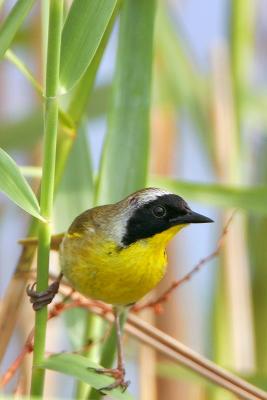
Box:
[61,224,185,305]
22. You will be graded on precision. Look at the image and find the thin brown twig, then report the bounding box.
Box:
[0,296,112,389]
[4,211,265,400]
[126,314,267,400]
[133,211,236,313]
[1,285,267,400]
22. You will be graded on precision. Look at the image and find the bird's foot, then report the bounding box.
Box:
[88,367,130,393]
[26,280,60,311]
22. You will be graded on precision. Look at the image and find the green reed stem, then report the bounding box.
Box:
[30,0,63,396]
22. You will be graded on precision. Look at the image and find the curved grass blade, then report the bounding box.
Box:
[67,1,119,123]
[0,148,43,220]
[0,0,36,60]
[59,0,118,93]
[41,353,133,400]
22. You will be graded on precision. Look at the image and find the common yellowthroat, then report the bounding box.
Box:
[26,187,213,392]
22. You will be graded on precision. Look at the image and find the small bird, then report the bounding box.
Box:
[26,187,213,392]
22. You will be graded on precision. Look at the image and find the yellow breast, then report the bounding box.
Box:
[60,225,184,305]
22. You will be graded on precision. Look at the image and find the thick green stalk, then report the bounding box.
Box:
[30,0,63,396]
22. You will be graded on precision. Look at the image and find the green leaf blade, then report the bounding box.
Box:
[0,148,43,220]
[151,175,267,215]
[41,353,133,400]
[59,0,117,93]
[89,2,157,398]
[97,0,156,204]
[0,0,36,60]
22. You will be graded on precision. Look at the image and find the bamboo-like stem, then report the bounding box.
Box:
[30,0,63,396]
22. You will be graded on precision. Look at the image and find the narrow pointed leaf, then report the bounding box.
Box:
[41,353,133,400]
[0,0,36,59]
[0,148,43,220]
[59,0,118,93]
[150,175,267,215]
[67,3,118,123]
[97,0,156,204]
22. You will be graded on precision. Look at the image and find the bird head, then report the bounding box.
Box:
[110,188,213,247]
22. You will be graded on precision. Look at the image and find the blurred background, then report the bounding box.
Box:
[1,0,267,399]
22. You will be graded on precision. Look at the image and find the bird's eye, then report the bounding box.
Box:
[152,205,166,218]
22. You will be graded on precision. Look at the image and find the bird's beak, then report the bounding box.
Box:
[170,211,213,224]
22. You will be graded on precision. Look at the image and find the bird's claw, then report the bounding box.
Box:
[87,366,130,393]
[99,379,130,395]
[26,280,60,310]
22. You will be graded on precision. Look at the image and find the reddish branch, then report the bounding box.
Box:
[0,331,34,389]
[133,212,235,313]
[0,296,112,389]
[2,291,267,400]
